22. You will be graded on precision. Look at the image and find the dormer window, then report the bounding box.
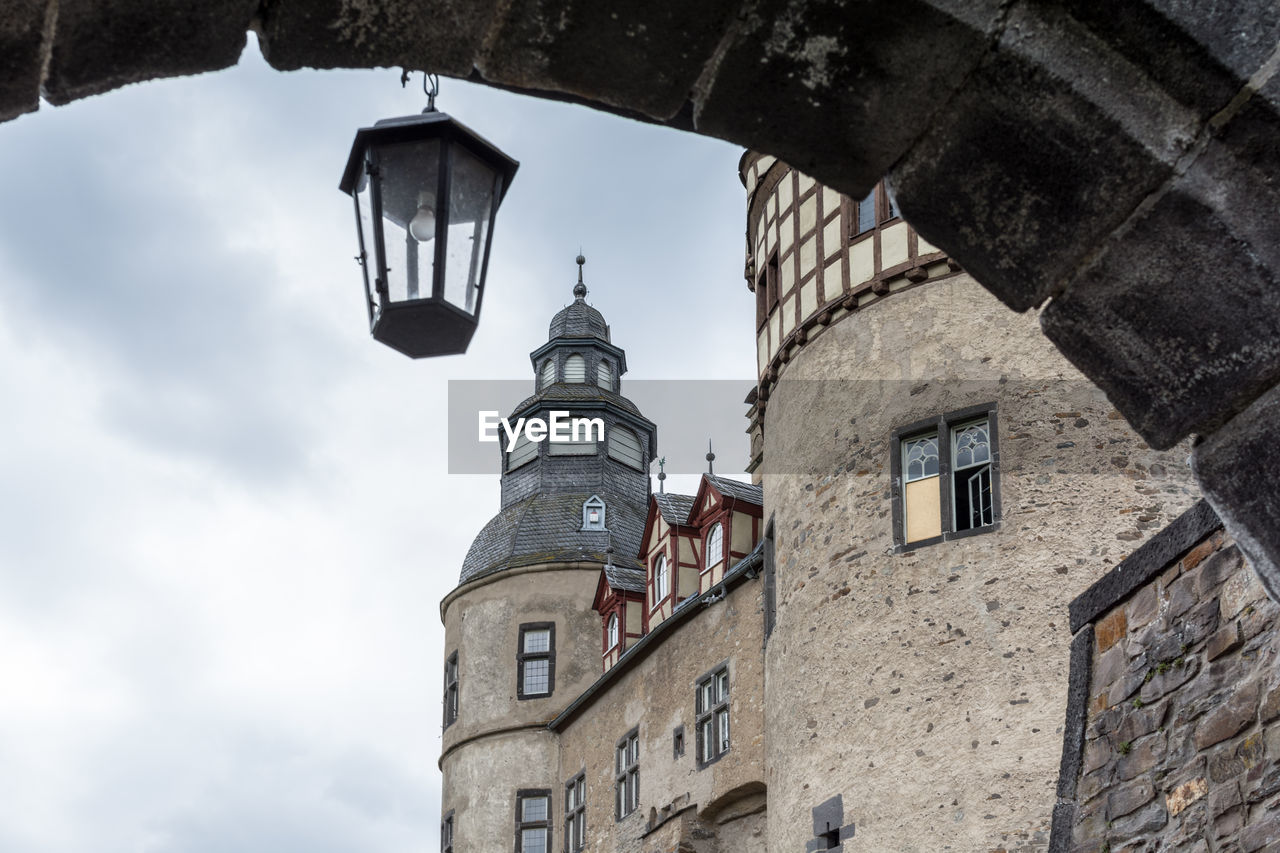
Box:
[705,522,724,571]
[565,354,586,383]
[583,496,606,531]
[539,359,555,389]
[606,613,618,649]
[653,554,669,607]
[597,360,613,390]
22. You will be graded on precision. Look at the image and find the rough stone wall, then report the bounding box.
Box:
[439,564,602,849]
[1058,506,1280,852]
[554,575,766,853]
[759,273,1200,852]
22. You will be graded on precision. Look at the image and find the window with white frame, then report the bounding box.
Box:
[615,729,639,819]
[893,404,999,548]
[517,623,555,699]
[582,496,606,531]
[565,773,585,852]
[516,790,551,853]
[606,613,618,650]
[597,360,612,390]
[696,665,730,766]
[443,651,458,729]
[564,354,586,383]
[704,522,724,572]
[653,554,669,606]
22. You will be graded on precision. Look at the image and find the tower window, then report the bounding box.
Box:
[597,360,613,390]
[582,496,606,531]
[652,555,669,609]
[441,811,454,853]
[615,729,639,819]
[704,522,724,572]
[856,188,876,235]
[443,651,458,729]
[516,790,551,853]
[607,426,643,470]
[564,354,586,383]
[891,404,1000,550]
[508,433,537,471]
[606,612,619,650]
[695,664,730,767]
[517,623,556,699]
[539,358,555,389]
[565,773,586,852]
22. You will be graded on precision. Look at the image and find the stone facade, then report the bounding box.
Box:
[1056,502,1280,853]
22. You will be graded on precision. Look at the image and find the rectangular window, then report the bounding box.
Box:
[441,811,454,853]
[443,651,458,729]
[517,623,556,699]
[856,188,876,235]
[516,790,551,853]
[891,404,1000,549]
[615,729,639,819]
[564,773,585,852]
[696,665,731,766]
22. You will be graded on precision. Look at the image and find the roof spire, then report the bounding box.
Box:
[573,252,587,300]
[657,457,666,493]
[706,440,715,475]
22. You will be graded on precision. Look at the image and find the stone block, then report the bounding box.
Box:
[1179,598,1222,649]
[1221,555,1268,620]
[1210,781,1242,819]
[1042,185,1280,450]
[1127,583,1160,630]
[1109,798,1169,840]
[699,0,1000,215]
[1050,0,1280,120]
[0,0,47,122]
[1166,777,1207,817]
[43,0,258,105]
[1117,732,1167,781]
[892,1,1190,312]
[260,0,498,76]
[1207,621,1244,661]
[1198,546,1244,599]
[1110,777,1155,819]
[1194,385,1280,602]
[1195,680,1260,750]
[1242,811,1280,852]
[1262,685,1280,724]
[477,0,740,119]
[1096,607,1128,653]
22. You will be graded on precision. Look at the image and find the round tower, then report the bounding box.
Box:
[439,263,656,853]
[739,153,1201,850]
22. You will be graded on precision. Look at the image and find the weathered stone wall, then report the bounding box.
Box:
[1055,502,1280,852]
[439,563,603,851]
[759,272,1200,851]
[553,573,766,853]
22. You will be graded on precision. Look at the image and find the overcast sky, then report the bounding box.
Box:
[0,41,753,852]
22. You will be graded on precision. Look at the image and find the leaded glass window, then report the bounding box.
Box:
[696,666,730,765]
[517,624,554,699]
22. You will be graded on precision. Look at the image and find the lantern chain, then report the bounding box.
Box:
[400,69,440,112]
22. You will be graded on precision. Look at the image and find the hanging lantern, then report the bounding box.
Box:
[339,104,518,358]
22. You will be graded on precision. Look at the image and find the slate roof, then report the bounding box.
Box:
[602,562,646,594]
[510,383,643,418]
[706,474,763,506]
[459,490,648,585]
[653,492,695,526]
[548,299,610,342]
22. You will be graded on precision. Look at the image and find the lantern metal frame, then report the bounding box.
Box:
[339,110,519,358]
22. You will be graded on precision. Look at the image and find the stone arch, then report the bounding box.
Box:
[4,0,1278,585]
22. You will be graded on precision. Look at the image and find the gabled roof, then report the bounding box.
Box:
[704,474,763,506]
[653,493,694,526]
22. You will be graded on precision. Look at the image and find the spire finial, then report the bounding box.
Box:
[657,457,666,493]
[706,440,715,475]
[573,252,587,300]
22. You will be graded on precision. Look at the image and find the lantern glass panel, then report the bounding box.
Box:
[443,145,501,316]
[353,160,379,322]
[373,139,442,305]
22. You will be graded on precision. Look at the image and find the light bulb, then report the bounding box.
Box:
[408,190,436,242]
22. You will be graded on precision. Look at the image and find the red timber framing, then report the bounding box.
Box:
[687,478,765,595]
[591,573,643,673]
[638,497,701,633]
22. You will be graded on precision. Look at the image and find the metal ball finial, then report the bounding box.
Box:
[706,440,715,475]
[573,253,587,299]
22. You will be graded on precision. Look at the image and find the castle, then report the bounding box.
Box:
[436,154,1213,852]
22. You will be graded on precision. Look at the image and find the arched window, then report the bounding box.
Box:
[540,359,555,389]
[582,496,606,530]
[654,554,669,604]
[507,433,537,470]
[705,522,724,571]
[564,354,586,383]
[607,613,618,649]
[608,426,643,470]
[597,360,613,390]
